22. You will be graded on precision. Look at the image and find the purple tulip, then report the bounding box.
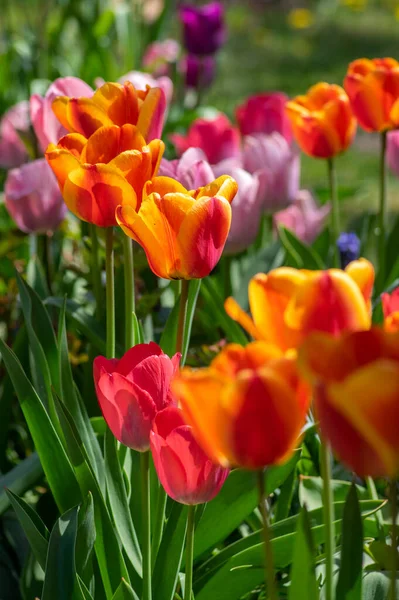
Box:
[0,101,30,169]
[387,130,399,178]
[179,2,225,56]
[5,158,67,233]
[274,190,330,244]
[30,77,93,153]
[183,54,216,89]
[243,132,300,211]
[159,148,215,189]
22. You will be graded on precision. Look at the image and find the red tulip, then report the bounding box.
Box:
[93,343,180,451]
[150,406,229,504]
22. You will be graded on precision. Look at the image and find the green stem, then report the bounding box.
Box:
[105,227,115,359]
[151,486,168,570]
[378,130,388,286]
[327,157,340,268]
[222,255,232,299]
[257,470,277,600]
[176,280,190,357]
[184,505,196,600]
[141,451,152,600]
[89,224,103,320]
[122,235,135,350]
[391,480,397,600]
[366,476,385,541]
[320,442,335,600]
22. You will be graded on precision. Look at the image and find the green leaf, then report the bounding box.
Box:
[0,339,81,513]
[200,277,248,344]
[362,572,399,599]
[0,453,43,515]
[181,279,201,364]
[26,255,49,299]
[289,506,319,600]
[194,451,300,559]
[111,579,139,600]
[299,476,367,511]
[41,506,83,600]
[104,429,142,577]
[6,489,49,570]
[278,226,324,270]
[336,484,363,600]
[75,492,96,586]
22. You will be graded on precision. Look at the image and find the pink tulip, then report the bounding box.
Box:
[243,133,300,211]
[236,92,292,142]
[387,130,399,178]
[4,158,67,233]
[274,189,330,244]
[159,147,215,189]
[170,114,241,165]
[93,343,180,452]
[30,77,93,153]
[142,39,180,77]
[0,101,30,168]
[150,406,229,505]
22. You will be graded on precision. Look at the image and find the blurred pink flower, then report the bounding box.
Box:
[243,133,300,211]
[274,189,330,244]
[387,130,399,178]
[142,39,180,77]
[30,77,93,153]
[0,101,30,169]
[170,114,240,164]
[236,92,292,142]
[4,158,67,233]
[159,147,214,189]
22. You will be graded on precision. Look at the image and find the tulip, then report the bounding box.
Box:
[0,101,30,169]
[183,54,216,90]
[159,147,214,190]
[51,80,166,143]
[274,190,330,244]
[298,328,399,478]
[387,130,399,178]
[336,232,361,269]
[142,39,180,77]
[382,288,399,332]
[4,158,67,233]
[170,114,241,165]
[236,92,292,142]
[116,175,238,279]
[93,342,180,451]
[286,83,356,158]
[225,259,374,352]
[46,124,164,227]
[30,77,93,153]
[242,133,300,211]
[172,341,310,469]
[117,72,173,108]
[344,58,399,132]
[179,2,225,56]
[150,406,229,504]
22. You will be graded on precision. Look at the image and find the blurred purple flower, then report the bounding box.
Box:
[179,2,225,56]
[243,132,300,211]
[337,232,361,269]
[387,130,399,178]
[142,39,180,77]
[183,54,216,89]
[5,158,67,233]
[30,77,93,153]
[274,190,330,244]
[0,101,30,169]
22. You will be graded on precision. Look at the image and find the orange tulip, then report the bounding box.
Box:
[116,175,237,279]
[172,341,310,469]
[225,259,374,352]
[382,288,399,332]
[344,58,399,132]
[45,124,164,227]
[285,83,356,158]
[52,80,166,142]
[299,328,399,478]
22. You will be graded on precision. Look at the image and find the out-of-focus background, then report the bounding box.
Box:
[1,0,399,204]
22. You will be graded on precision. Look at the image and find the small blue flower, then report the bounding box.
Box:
[337,232,361,269]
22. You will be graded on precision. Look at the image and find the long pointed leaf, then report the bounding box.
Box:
[336,483,363,600]
[288,505,319,600]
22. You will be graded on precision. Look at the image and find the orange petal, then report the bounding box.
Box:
[211,341,283,377]
[224,297,261,340]
[143,176,188,199]
[52,97,113,137]
[92,82,139,127]
[345,258,374,310]
[194,175,238,204]
[137,86,166,141]
[45,145,81,192]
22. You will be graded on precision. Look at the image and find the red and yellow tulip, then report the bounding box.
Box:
[225,259,374,352]
[172,342,310,469]
[382,288,399,332]
[299,328,399,478]
[116,175,238,279]
[344,58,399,132]
[46,124,164,227]
[52,80,166,142]
[285,83,356,158]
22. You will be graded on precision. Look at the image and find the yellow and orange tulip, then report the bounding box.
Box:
[285,83,356,158]
[382,288,399,332]
[45,124,164,227]
[299,328,399,478]
[344,58,399,132]
[225,259,374,352]
[52,80,166,142]
[172,342,310,469]
[116,175,238,279]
